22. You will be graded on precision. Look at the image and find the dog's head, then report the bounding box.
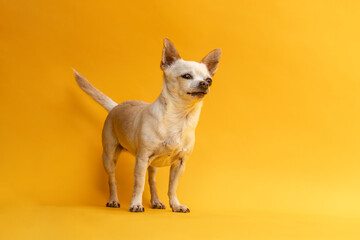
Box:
[160,38,221,101]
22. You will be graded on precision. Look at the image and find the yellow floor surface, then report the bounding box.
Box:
[1,204,359,240]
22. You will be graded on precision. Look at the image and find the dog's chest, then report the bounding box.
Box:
[149,122,193,167]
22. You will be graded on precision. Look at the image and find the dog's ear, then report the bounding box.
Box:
[161,38,181,70]
[201,48,222,76]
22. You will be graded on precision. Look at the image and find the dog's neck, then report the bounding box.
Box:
[151,85,203,129]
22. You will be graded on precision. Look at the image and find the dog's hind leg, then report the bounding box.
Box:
[103,145,122,208]
[102,124,122,208]
[148,166,166,209]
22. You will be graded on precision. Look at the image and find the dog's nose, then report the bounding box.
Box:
[199,81,209,89]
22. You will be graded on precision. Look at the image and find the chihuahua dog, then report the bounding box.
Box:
[74,39,221,212]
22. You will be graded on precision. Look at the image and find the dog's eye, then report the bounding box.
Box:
[206,78,212,86]
[181,74,193,79]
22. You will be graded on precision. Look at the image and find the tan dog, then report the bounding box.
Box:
[74,39,221,212]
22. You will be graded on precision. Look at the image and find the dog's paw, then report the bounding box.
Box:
[106,200,120,208]
[171,204,190,213]
[151,200,166,209]
[129,204,145,212]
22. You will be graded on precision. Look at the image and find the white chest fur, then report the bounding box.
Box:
[149,122,193,167]
[146,92,203,167]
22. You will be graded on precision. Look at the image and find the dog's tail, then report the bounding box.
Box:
[73,69,117,112]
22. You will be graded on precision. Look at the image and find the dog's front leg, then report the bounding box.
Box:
[148,166,166,209]
[168,160,190,213]
[129,156,148,212]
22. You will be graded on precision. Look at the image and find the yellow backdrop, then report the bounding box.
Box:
[1,0,360,239]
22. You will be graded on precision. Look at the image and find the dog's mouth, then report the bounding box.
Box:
[186,91,208,98]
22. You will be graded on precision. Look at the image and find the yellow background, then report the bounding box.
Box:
[1,0,360,239]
